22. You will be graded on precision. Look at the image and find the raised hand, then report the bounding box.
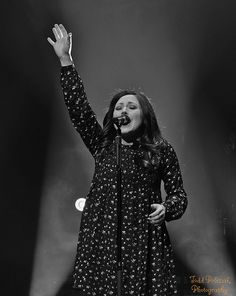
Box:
[47,24,73,66]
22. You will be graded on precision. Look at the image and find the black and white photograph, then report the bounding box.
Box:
[1,1,236,295]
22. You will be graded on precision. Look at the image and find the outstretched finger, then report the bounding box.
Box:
[52,27,60,40]
[59,24,68,37]
[47,37,55,46]
[55,24,63,38]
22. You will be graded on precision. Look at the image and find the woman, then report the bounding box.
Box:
[48,24,188,296]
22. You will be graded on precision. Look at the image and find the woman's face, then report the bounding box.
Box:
[113,95,142,135]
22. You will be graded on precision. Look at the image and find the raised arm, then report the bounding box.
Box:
[160,142,188,222]
[47,24,102,156]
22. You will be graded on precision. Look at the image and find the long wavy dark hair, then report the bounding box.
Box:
[99,90,165,171]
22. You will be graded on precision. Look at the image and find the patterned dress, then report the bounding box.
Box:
[60,65,188,296]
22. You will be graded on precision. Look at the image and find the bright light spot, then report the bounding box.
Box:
[75,198,86,211]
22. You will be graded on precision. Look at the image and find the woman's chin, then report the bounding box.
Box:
[120,126,131,134]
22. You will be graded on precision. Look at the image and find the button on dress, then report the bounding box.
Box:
[60,65,188,296]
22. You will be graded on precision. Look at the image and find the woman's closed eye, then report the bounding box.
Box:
[129,105,137,110]
[115,104,137,111]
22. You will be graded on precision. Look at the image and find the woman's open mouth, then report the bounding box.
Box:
[123,120,130,126]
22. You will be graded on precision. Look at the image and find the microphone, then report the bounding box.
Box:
[113,115,131,127]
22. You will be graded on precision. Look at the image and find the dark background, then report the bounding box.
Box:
[1,1,236,295]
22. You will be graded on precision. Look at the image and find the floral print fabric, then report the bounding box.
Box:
[60,65,188,296]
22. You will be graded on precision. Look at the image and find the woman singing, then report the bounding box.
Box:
[48,24,188,296]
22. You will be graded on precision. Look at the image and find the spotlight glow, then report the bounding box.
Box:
[75,198,86,211]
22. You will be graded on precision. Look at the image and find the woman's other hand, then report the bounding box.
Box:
[47,24,73,66]
[148,203,166,225]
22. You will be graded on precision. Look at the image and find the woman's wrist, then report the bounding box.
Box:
[60,54,73,66]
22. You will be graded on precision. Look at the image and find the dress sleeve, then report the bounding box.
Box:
[160,142,188,222]
[60,65,103,157]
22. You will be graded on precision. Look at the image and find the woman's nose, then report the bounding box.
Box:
[121,107,128,114]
